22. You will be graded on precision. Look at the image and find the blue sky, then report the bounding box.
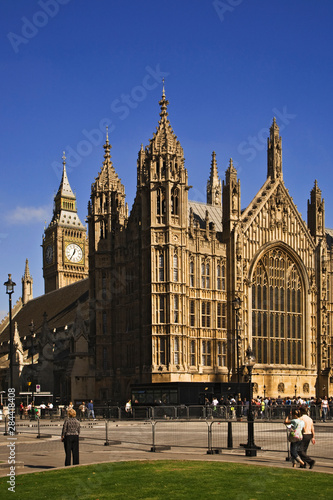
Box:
[1,0,333,318]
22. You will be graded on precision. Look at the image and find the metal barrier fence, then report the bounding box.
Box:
[3,417,333,462]
[9,404,331,421]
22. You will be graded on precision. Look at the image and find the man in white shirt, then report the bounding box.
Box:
[299,405,315,469]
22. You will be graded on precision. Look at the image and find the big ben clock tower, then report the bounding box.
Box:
[43,153,88,293]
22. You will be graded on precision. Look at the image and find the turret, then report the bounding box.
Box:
[267,117,282,180]
[308,180,325,240]
[22,258,33,305]
[207,151,221,206]
[222,158,240,236]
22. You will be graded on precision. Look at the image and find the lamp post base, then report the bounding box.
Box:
[245,447,260,457]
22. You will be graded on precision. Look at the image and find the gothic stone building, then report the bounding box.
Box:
[1,88,332,404]
[87,88,333,403]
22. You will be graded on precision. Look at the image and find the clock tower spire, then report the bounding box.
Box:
[42,152,88,293]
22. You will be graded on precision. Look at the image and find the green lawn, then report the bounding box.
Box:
[1,461,331,500]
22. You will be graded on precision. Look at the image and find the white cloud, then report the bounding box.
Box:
[4,205,51,225]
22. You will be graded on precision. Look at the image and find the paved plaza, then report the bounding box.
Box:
[0,420,332,477]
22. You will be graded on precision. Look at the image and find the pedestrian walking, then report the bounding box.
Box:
[61,408,80,466]
[284,409,305,468]
[87,400,95,419]
[298,405,315,469]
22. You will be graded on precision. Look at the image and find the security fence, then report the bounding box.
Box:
[8,403,331,421]
[3,417,333,462]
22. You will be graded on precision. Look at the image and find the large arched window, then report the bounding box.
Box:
[252,248,303,365]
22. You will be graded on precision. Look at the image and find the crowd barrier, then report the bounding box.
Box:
[2,414,333,462]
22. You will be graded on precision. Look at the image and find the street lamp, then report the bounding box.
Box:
[29,321,36,419]
[263,385,266,399]
[232,297,241,418]
[243,345,260,456]
[4,274,16,390]
[294,384,297,400]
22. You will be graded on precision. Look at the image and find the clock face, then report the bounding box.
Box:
[45,245,53,264]
[65,243,83,263]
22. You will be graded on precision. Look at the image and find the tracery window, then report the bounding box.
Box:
[201,260,210,289]
[190,260,195,287]
[159,337,166,365]
[201,301,211,328]
[158,253,164,281]
[157,188,166,217]
[217,341,226,366]
[174,295,179,323]
[202,340,211,366]
[252,248,303,365]
[171,187,179,215]
[190,340,196,365]
[190,299,195,327]
[158,295,165,323]
[217,302,226,329]
[173,253,178,282]
[217,263,225,290]
[174,336,179,364]
[102,311,107,335]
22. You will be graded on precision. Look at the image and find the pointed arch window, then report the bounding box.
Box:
[190,299,195,327]
[201,261,210,289]
[159,337,166,365]
[173,253,178,282]
[102,311,107,335]
[157,295,165,323]
[252,248,303,365]
[171,187,179,215]
[202,340,211,366]
[174,295,179,323]
[190,260,195,287]
[158,253,164,281]
[190,340,196,365]
[174,336,180,364]
[157,188,166,217]
[217,262,226,291]
[217,341,226,366]
[102,272,107,300]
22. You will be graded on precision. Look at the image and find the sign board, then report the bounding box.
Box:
[36,385,41,393]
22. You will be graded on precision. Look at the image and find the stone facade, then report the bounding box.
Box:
[87,88,333,402]
[1,88,332,404]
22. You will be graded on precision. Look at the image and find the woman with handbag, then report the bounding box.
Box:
[284,409,305,468]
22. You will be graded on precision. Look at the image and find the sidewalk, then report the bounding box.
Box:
[0,433,332,477]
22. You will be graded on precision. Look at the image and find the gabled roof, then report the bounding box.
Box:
[188,200,222,232]
[0,278,89,342]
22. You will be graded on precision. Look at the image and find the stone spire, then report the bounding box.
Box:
[159,78,169,119]
[308,179,325,240]
[22,258,33,305]
[50,152,84,228]
[207,151,222,206]
[56,152,76,200]
[267,118,282,180]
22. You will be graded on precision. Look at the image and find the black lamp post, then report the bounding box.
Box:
[29,321,36,419]
[232,297,241,418]
[263,385,266,399]
[4,274,16,390]
[244,345,260,456]
[294,384,297,400]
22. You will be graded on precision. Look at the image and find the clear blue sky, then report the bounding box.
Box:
[1,0,333,318]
